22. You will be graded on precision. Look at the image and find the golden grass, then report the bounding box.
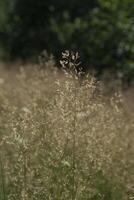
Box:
[0,59,134,200]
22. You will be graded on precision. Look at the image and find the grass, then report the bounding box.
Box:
[0,52,134,199]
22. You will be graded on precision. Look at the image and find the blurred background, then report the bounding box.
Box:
[0,0,134,86]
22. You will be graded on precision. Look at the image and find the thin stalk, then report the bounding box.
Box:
[72,80,77,200]
[0,155,6,200]
[22,151,28,200]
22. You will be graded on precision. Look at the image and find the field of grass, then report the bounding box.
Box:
[0,57,134,200]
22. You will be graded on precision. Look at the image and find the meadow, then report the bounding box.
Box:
[0,53,134,200]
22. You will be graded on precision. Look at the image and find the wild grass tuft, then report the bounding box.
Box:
[0,53,134,199]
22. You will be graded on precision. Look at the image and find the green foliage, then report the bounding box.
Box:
[0,0,134,79]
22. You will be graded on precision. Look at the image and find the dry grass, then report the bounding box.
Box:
[0,56,134,200]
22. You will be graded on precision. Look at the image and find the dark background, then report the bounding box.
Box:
[0,0,134,83]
